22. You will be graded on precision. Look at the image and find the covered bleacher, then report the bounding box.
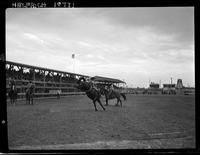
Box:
[91,76,125,84]
[6,61,90,99]
[91,76,126,92]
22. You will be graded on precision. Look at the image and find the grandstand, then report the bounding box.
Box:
[6,61,90,99]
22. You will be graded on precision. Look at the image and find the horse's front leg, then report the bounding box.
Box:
[14,94,17,105]
[31,96,34,105]
[115,99,119,106]
[28,97,31,105]
[25,94,28,104]
[119,99,122,107]
[11,96,14,105]
[13,98,16,105]
[93,100,98,111]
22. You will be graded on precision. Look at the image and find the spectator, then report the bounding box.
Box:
[57,89,61,99]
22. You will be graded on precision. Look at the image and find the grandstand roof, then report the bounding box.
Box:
[91,76,125,84]
[6,60,89,78]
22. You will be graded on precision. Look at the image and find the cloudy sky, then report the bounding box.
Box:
[6,7,194,88]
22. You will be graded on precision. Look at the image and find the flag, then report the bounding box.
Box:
[72,54,75,59]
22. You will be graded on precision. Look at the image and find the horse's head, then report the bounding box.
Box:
[77,77,91,92]
[77,77,86,84]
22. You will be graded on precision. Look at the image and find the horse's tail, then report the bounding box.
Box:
[120,93,126,100]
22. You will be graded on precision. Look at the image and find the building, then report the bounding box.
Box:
[183,87,195,95]
[176,79,184,94]
[149,83,159,88]
[162,84,176,94]
[135,87,146,94]
[147,82,162,94]
[176,79,183,89]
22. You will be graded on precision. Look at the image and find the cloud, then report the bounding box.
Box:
[6,8,194,87]
[23,33,46,44]
[90,7,194,43]
[76,41,95,48]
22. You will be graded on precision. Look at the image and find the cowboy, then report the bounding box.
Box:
[110,84,114,90]
[107,84,115,96]
[9,77,16,88]
[88,78,98,91]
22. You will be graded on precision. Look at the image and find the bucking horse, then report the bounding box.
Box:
[76,77,105,111]
[100,86,126,107]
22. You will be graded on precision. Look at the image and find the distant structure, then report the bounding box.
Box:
[176,79,183,89]
[150,82,159,89]
[135,87,146,94]
[162,84,176,94]
[125,78,194,95]
[184,87,195,95]
[176,79,195,95]
[147,82,161,94]
[176,79,184,94]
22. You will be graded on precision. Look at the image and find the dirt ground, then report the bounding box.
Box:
[7,94,195,150]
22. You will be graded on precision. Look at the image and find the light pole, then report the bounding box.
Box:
[72,53,75,73]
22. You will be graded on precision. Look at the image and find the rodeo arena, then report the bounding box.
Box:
[6,60,195,150]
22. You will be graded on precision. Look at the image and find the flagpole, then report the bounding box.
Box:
[72,53,75,73]
[73,57,75,73]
